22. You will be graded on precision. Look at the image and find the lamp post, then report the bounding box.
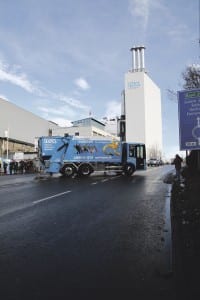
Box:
[4,129,9,160]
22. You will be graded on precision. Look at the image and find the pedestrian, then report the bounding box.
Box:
[172,154,183,181]
[3,161,8,174]
[19,160,25,174]
[14,161,18,174]
[9,160,14,175]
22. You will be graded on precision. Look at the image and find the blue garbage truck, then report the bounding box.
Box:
[38,135,146,177]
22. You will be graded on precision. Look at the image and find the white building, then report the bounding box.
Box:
[53,117,119,140]
[0,97,59,158]
[0,98,117,159]
[121,46,163,159]
[101,117,118,137]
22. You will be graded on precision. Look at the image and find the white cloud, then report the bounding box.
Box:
[55,94,90,111]
[104,100,121,118]
[37,102,88,125]
[128,0,169,35]
[167,24,189,42]
[0,60,91,115]
[0,94,10,101]
[37,106,66,116]
[49,117,72,127]
[128,0,150,30]
[0,60,37,93]
[74,77,90,90]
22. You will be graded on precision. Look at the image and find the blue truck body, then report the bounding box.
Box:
[38,136,146,176]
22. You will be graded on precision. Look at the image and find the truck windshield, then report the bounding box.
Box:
[129,144,146,159]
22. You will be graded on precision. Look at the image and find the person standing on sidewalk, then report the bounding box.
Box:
[9,160,14,175]
[172,154,183,181]
[3,161,8,174]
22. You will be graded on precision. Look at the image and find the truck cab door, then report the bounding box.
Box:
[135,144,146,170]
[128,144,146,170]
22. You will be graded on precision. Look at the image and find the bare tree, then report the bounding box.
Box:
[147,145,162,159]
[182,64,200,90]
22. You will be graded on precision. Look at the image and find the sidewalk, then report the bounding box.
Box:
[170,173,200,298]
[0,173,37,186]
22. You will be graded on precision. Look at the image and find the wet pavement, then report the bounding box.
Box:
[0,173,37,186]
[0,166,177,297]
[170,177,200,299]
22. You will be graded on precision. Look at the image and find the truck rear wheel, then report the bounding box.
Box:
[124,163,135,176]
[62,164,76,177]
[78,164,93,176]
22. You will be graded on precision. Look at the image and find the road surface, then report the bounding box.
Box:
[0,166,176,298]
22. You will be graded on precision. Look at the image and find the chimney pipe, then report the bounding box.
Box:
[137,48,141,70]
[130,45,146,72]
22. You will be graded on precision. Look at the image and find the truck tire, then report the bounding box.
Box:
[124,163,135,176]
[78,163,93,176]
[61,164,76,177]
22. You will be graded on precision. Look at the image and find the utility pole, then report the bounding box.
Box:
[199,0,200,58]
[4,129,9,160]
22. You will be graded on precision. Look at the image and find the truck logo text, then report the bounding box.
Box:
[44,139,57,144]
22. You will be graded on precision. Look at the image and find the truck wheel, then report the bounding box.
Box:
[62,164,76,177]
[124,163,135,176]
[78,164,93,176]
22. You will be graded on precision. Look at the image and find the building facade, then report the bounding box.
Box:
[52,117,119,139]
[0,98,58,158]
[121,46,163,159]
[0,99,118,160]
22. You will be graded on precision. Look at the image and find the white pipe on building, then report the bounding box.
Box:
[134,49,138,71]
[130,46,146,72]
[132,49,136,71]
[140,47,145,70]
[136,48,140,71]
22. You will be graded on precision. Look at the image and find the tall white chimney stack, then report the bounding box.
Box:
[130,45,146,72]
[137,48,141,70]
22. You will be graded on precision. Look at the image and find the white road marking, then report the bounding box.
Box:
[33,190,71,204]
[101,179,109,182]
[91,182,97,185]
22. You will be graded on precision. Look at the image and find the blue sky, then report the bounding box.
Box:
[0,0,199,159]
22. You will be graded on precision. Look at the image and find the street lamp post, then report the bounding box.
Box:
[4,129,9,160]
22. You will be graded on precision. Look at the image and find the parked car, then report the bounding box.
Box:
[147,158,160,167]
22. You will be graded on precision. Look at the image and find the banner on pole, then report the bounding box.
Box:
[178,89,200,150]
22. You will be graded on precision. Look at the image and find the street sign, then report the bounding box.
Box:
[178,89,200,150]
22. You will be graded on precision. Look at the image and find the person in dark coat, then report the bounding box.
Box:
[13,161,18,174]
[172,154,183,181]
[3,161,8,174]
[9,160,14,175]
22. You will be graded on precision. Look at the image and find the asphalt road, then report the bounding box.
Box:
[0,166,177,298]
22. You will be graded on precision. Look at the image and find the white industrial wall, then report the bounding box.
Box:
[53,125,117,139]
[144,74,162,156]
[124,71,162,158]
[125,71,145,143]
[53,126,92,137]
[0,98,58,145]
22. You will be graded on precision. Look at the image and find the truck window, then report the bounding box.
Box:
[128,144,146,159]
[137,145,144,158]
[129,145,136,157]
